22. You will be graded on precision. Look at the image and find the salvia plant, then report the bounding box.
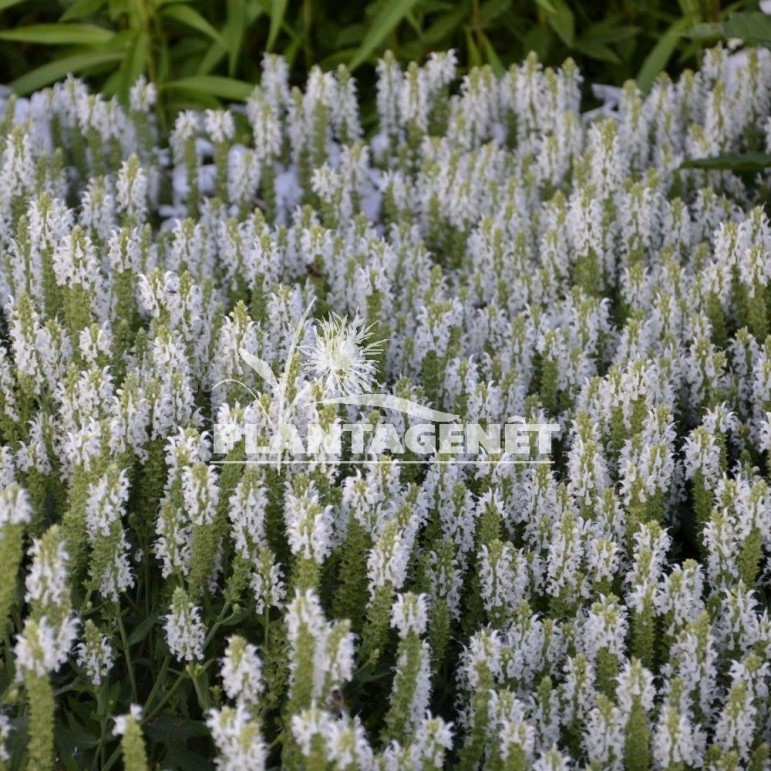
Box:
[0,45,771,770]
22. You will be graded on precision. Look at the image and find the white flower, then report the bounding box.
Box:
[75,621,114,686]
[221,636,263,708]
[207,704,267,771]
[113,704,143,737]
[391,592,429,638]
[164,588,206,662]
[302,313,383,397]
[0,713,12,762]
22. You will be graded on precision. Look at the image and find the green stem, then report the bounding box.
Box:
[117,612,139,703]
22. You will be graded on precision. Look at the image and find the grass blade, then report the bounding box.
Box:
[267,0,288,52]
[349,0,422,71]
[0,23,113,45]
[163,75,254,101]
[10,49,124,94]
[160,5,225,47]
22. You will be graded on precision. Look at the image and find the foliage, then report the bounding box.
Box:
[0,0,759,123]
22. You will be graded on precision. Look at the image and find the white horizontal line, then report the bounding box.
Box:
[211,459,553,465]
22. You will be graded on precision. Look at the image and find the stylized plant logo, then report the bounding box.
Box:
[214,299,459,464]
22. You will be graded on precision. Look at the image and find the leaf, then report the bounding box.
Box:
[0,23,114,45]
[637,17,692,93]
[572,39,620,63]
[420,4,468,47]
[10,49,125,94]
[267,0,288,52]
[0,0,29,11]
[239,348,279,390]
[160,5,225,47]
[163,75,254,101]
[545,0,574,48]
[721,11,771,47]
[60,0,109,21]
[465,26,482,68]
[127,611,159,646]
[533,0,557,12]
[117,30,149,101]
[144,714,210,741]
[224,0,248,75]
[679,152,771,172]
[688,21,723,40]
[349,0,422,71]
[480,32,504,76]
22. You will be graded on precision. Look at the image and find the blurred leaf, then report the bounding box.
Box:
[267,0,287,51]
[637,16,691,92]
[533,0,557,13]
[319,47,359,69]
[160,5,225,47]
[0,23,113,44]
[224,0,247,76]
[60,0,108,21]
[127,611,159,646]
[0,0,29,10]
[334,22,367,48]
[545,0,574,47]
[465,26,482,68]
[680,152,771,171]
[480,32,504,75]
[481,0,514,26]
[720,11,771,47]
[145,714,211,741]
[11,49,124,94]
[688,21,723,40]
[164,75,254,100]
[118,29,148,100]
[349,0,422,70]
[579,20,639,44]
[420,4,468,47]
[573,39,620,63]
[677,0,700,15]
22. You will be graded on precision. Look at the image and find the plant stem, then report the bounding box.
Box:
[117,612,139,703]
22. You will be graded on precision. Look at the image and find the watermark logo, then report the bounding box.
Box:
[212,301,558,466]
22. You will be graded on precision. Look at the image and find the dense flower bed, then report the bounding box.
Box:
[1,46,771,770]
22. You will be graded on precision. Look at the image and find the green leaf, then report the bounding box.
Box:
[480,0,513,25]
[688,21,723,40]
[349,0,422,71]
[573,39,621,63]
[10,49,124,94]
[637,17,692,93]
[60,0,109,21]
[118,30,149,102]
[465,26,482,68]
[160,5,225,47]
[480,32,504,76]
[164,75,254,101]
[420,4,468,47]
[0,23,114,45]
[127,611,159,646]
[533,0,557,13]
[545,0,574,47]
[267,0,288,52]
[0,0,29,11]
[679,152,771,172]
[224,0,248,75]
[721,12,771,46]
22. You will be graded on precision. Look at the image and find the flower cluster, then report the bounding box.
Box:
[0,45,771,768]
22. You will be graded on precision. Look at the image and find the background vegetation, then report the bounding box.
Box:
[0,0,764,122]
